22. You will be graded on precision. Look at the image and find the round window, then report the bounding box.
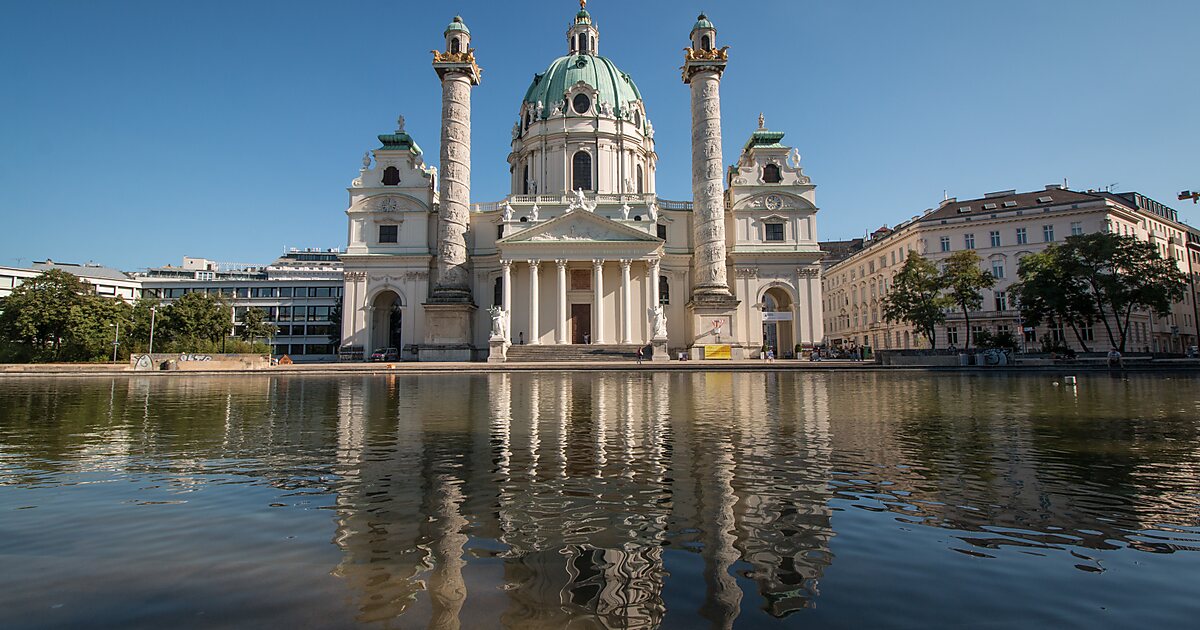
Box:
[572,93,591,114]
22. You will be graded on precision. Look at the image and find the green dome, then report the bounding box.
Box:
[444,16,469,36]
[522,54,643,119]
[691,13,714,34]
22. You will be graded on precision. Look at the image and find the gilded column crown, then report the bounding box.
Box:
[432,16,482,84]
[682,13,728,83]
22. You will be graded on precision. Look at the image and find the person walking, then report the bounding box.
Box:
[636,346,643,364]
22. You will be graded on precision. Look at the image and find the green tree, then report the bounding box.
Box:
[882,253,950,349]
[1015,233,1187,352]
[1011,248,1098,352]
[62,296,133,361]
[161,292,231,348]
[238,306,276,342]
[327,303,342,346]
[0,269,90,358]
[940,250,996,351]
[1065,233,1187,351]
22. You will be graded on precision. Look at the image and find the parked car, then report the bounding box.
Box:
[369,347,399,362]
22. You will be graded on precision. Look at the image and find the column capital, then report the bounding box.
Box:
[500,259,512,270]
[619,259,633,270]
[592,258,605,270]
[555,259,569,270]
[527,259,541,270]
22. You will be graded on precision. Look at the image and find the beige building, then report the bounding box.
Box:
[823,186,1199,354]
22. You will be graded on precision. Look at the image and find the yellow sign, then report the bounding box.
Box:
[703,344,732,360]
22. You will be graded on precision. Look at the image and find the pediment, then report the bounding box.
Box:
[499,210,662,244]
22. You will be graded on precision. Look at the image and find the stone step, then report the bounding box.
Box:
[505,344,647,362]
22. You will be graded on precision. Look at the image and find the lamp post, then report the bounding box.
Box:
[111,321,121,363]
[148,306,157,357]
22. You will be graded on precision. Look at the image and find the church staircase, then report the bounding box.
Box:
[504,344,647,363]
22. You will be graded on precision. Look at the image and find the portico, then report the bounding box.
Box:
[495,209,663,346]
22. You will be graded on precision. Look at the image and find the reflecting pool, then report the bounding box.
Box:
[1,372,1199,628]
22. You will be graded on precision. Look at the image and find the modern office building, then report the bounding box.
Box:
[138,249,344,361]
[0,260,141,302]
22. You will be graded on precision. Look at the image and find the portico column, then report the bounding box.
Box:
[592,259,606,344]
[620,259,633,344]
[556,259,568,344]
[528,260,540,345]
[501,260,512,341]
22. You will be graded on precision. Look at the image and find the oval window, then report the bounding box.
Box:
[572,93,591,114]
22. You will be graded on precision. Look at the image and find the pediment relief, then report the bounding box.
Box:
[735,192,814,212]
[351,194,429,214]
[500,210,660,244]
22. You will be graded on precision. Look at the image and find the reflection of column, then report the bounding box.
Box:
[620,259,633,344]
[501,260,512,341]
[428,473,468,630]
[556,259,568,344]
[701,439,742,628]
[528,260,541,344]
[593,259,606,344]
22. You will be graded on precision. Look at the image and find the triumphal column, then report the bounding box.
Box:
[423,16,482,361]
[683,14,743,358]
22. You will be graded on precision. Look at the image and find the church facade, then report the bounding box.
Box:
[339,6,824,361]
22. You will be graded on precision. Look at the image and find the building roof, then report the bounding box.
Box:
[32,260,133,282]
[918,187,1102,223]
[742,129,786,152]
[522,54,643,118]
[691,13,715,34]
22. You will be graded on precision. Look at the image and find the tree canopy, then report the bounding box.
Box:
[881,253,950,349]
[941,250,996,350]
[1012,232,1187,352]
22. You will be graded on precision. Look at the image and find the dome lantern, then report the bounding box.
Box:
[567,0,599,55]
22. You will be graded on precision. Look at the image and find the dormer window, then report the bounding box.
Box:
[763,164,782,183]
[572,93,591,114]
[381,166,400,186]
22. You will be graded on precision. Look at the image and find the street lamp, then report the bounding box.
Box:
[148,306,157,357]
[110,321,121,363]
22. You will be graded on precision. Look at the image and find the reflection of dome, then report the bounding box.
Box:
[522,54,643,119]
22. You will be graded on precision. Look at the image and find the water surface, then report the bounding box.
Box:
[1,372,1198,628]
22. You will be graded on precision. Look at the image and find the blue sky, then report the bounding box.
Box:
[2,0,1197,271]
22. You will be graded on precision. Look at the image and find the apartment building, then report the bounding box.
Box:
[823,186,1198,354]
[0,260,141,302]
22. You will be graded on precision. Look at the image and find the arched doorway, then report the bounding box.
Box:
[761,287,794,356]
[371,290,403,353]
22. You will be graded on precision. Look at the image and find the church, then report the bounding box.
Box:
[338,4,824,361]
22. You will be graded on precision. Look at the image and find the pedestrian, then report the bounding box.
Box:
[766,348,775,362]
[636,346,643,364]
[519,331,524,345]
[1107,347,1123,369]
[583,332,590,345]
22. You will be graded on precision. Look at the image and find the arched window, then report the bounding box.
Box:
[763,164,782,183]
[524,112,531,128]
[382,166,400,186]
[522,165,529,195]
[763,293,779,312]
[632,110,641,127]
[577,33,587,54]
[572,151,592,191]
[659,276,670,305]
[451,37,461,54]
[636,165,644,194]
[701,34,712,50]
[493,277,503,307]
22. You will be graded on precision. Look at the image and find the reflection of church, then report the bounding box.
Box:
[338,4,823,361]
[329,372,836,625]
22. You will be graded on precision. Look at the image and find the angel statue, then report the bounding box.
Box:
[501,201,514,221]
[788,147,802,169]
[620,202,631,220]
[488,306,507,340]
[647,201,659,222]
[650,305,668,339]
[529,203,540,222]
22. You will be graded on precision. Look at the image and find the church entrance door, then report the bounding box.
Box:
[570,304,591,344]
